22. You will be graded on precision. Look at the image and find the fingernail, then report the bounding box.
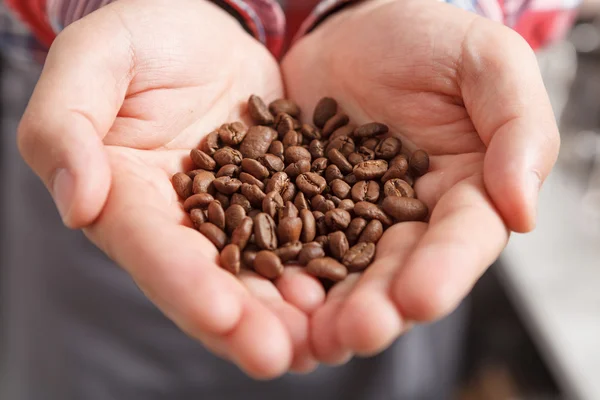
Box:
[51,168,74,222]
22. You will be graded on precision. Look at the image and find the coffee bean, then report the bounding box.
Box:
[331,179,351,199]
[274,241,303,263]
[172,172,193,199]
[409,149,430,177]
[322,113,349,138]
[312,195,335,213]
[184,193,214,211]
[213,176,242,195]
[274,113,295,138]
[345,217,367,245]
[294,192,309,210]
[326,136,355,157]
[248,95,274,125]
[329,231,349,260]
[309,140,325,159]
[192,171,216,194]
[231,217,254,250]
[343,242,376,272]
[390,154,409,169]
[266,171,289,194]
[254,213,278,250]
[253,251,284,279]
[344,173,358,186]
[240,126,277,159]
[301,124,322,141]
[351,180,380,203]
[354,122,388,138]
[225,204,246,234]
[353,160,388,180]
[278,217,302,244]
[375,137,402,159]
[282,130,303,148]
[325,164,344,183]
[327,149,353,175]
[284,159,311,179]
[329,124,355,140]
[239,172,265,190]
[358,146,376,161]
[189,209,207,229]
[258,153,284,174]
[348,152,365,166]
[311,157,329,175]
[269,99,300,118]
[207,201,226,231]
[268,141,285,160]
[241,183,266,208]
[313,97,338,128]
[263,191,284,219]
[230,193,252,213]
[381,164,408,183]
[306,257,348,282]
[353,201,393,225]
[382,196,428,222]
[220,244,241,275]
[313,211,329,236]
[281,201,299,219]
[298,242,325,265]
[198,222,227,250]
[248,210,261,219]
[383,179,415,198]
[299,209,316,243]
[213,147,243,166]
[325,209,351,231]
[285,146,312,164]
[186,169,207,179]
[296,172,327,197]
[214,193,230,209]
[190,149,216,171]
[327,194,342,207]
[358,220,383,244]
[218,122,247,145]
[201,130,220,156]
[241,158,269,180]
[338,199,355,214]
[362,138,380,150]
[314,235,329,248]
[216,164,240,178]
[280,182,296,203]
[242,245,259,269]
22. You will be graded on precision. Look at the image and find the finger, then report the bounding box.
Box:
[17,11,133,228]
[460,21,560,232]
[392,175,509,321]
[336,223,427,356]
[275,267,327,314]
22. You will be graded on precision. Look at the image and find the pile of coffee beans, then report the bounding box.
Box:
[171,96,429,283]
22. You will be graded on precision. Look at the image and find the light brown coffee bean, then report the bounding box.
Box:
[362,138,381,150]
[338,199,355,214]
[275,241,303,263]
[172,172,193,199]
[296,172,327,197]
[410,149,430,177]
[207,201,226,231]
[213,147,243,166]
[390,154,409,169]
[282,130,303,148]
[220,244,241,275]
[313,97,338,128]
[299,209,316,243]
[325,164,344,183]
[201,130,220,156]
[327,149,353,174]
[284,159,311,179]
[253,251,284,279]
[239,172,265,190]
[248,95,274,125]
[347,152,365,166]
[225,204,246,234]
[266,172,290,194]
[311,158,329,175]
[268,141,285,160]
[241,158,269,180]
[269,99,300,118]
[329,231,349,260]
[351,181,380,203]
[258,154,284,174]
[281,182,296,203]
[278,217,303,244]
[239,126,277,159]
[294,192,309,210]
[198,222,227,250]
[382,196,428,222]
[218,121,247,145]
[329,124,355,140]
[241,183,266,208]
[192,171,216,194]
[353,201,393,225]
[285,146,312,164]
[214,193,230,209]
[231,217,254,250]
[331,179,351,199]
[189,209,206,229]
[354,122,388,138]
[254,213,278,250]
[325,209,352,231]
[281,201,299,219]
[216,164,240,178]
[343,242,376,272]
[312,195,335,214]
[314,235,329,248]
[263,191,284,219]
[190,149,216,171]
[275,113,296,137]
[230,193,252,213]
[212,176,242,195]
[358,220,383,243]
[306,257,348,282]
[322,113,349,138]
[309,140,325,159]
[300,123,322,140]
[326,135,355,157]
[353,160,388,180]
[384,179,415,198]
[374,137,402,159]
[381,164,409,183]
[242,245,259,269]
[345,217,367,245]
[184,193,214,211]
[186,169,207,179]
[298,242,325,265]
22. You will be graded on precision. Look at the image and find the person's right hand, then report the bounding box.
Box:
[17,0,324,378]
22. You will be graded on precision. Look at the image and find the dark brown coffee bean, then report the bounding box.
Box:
[266,171,289,196]
[311,157,329,175]
[240,126,277,159]
[218,122,247,145]
[241,183,266,208]
[214,193,230,209]
[183,193,214,211]
[239,172,265,190]
[248,95,274,125]
[258,154,284,174]
[345,217,367,245]
[312,195,335,213]
[375,137,402,159]
[242,245,259,269]
[343,242,376,272]
[381,164,408,183]
[299,209,316,243]
[281,201,299,219]
[330,179,351,199]
[231,217,254,250]
[189,209,206,229]
[313,211,329,236]
[410,149,430,177]
[382,196,428,222]
[354,201,393,225]
[403,174,415,187]
[358,220,383,244]
[212,176,242,195]
[358,146,376,161]
[362,138,380,151]
[274,113,296,137]
[201,130,220,156]
[309,140,325,159]
[326,136,355,157]
[213,147,243,167]
[186,169,207,179]
[294,192,309,210]
[198,222,227,250]
[344,173,358,186]
[275,241,303,263]
[262,191,284,219]
[172,172,193,199]
[254,213,278,250]
[329,124,355,140]
[390,154,409,169]
[300,124,321,140]
[216,164,240,178]
[325,164,344,183]
[254,251,284,279]
[225,204,246,234]
[230,193,252,213]
[285,146,312,164]
[296,172,327,197]
[282,130,303,149]
[313,97,338,128]
[298,242,325,265]
[283,159,311,179]
[347,152,365,166]
[327,194,342,206]
[351,181,380,203]
[338,199,355,214]
[314,235,329,248]
[383,179,415,198]
[354,122,389,138]
[220,244,241,275]
[322,113,349,138]
[325,209,351,231]
[192,171,216,195]
[240,158,268,180]
[329,231,349,260]
[207,201,226,231]
[278,217,302,244]
[353,160,388,180]
[268,141,285,160]
[269,99,300,118]
[306,257,348,282]
[328,149,353,175]
[190,149,216,171]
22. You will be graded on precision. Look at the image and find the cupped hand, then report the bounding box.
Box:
[282,0,559,363]
[17,0,325,378]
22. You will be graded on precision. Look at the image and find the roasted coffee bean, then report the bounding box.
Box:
[240,126,277,159]
[329,124,355,140]
[327,179,349,200]
[225,204,246,234]
[230,217,253,249]
[207,201,226,231]
[284,159,311,179]
[326,136,355,157]
[254,213,278,250]
[381,164,408,183]
[186,169,207,179]
[309,140,325,159]
[214,193,230,209]
[248,95,274,125]
[338,199,355,214]
[296,172,327,197]
[241,183,266,208]
[239,172,265,190]
[184,193,214,211]
[410,149,430,177]
[192,171,216,195]
[282,130,303,148]
[262,191,284,219]
[248,209,261,219]
[242,245,259,269]
[353,160,388,180]
[390,154,409,169]
[354,201,393,225]
[344,173,358,186]
[375,137,402,159]
[220,244,241,275]
[403,174,415,187]
[299,209,316,243]
[314,235,329,248]
[298,242,325,265]
[281,201,299,219]
[190,149,216,171]
[172,172,193,199]
[274,113,296,137]
[351,180,380,203]
[285,146,312,164]
[278,217,303,244]
[213,176,242,195]
[254,251,284,279]
[306,257,348,282]
[311,157,329,175]
[325,209,351,231]
[213,147,243,166]
[269,99,300,118]
[313,211,329,236]
[382,196,428,222]
[294,192,310,210]
[329,231,349,260]
[322,113,349,138]
[362,138,380,150]
[313,97,338,128]
[325,164,344,183]
[354,122,388,138]
[312,195,335,213]
[345,217,367,245]
[327,194,342,206]
[347,152,365,166]
[241,158,269,180]
[218,122,247,145]
[230,193,252,213]
[266,171,290,194]
[216,164,240,178]
[258,153,284,174]
[201,130,220,156]
[327,149,353,175]
[275,241,303,263]
[357,146,376,161]
[280,182,296,202]
[300,124,321,140]
[198,222,227,250]
[343,242,376,272]
[268,141,285,160]
[384,179,415,198]
[189,209,206,229]
[358,220,383,243]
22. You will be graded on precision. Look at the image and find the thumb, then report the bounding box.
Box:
[17,11,133,228]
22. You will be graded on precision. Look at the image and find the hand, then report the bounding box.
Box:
[17,0,324,378]
[282,0,559,363]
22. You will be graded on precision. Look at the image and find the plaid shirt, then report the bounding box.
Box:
[0,0,582,64]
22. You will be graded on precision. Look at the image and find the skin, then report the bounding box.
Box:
[17,0,559,378]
